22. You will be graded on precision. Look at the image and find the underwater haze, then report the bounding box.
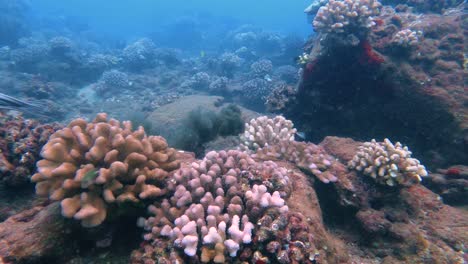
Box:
[0,0,466,263]
[31,0,312,39]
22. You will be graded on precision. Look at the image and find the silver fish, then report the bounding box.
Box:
[0,92,48,116]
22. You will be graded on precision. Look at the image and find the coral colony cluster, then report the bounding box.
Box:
[8,110,464,264]
[313,0,382,34]
[31,113,180,227]
[348,138,428,186]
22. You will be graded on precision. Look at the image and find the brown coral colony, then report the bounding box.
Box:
[32,113,180,227]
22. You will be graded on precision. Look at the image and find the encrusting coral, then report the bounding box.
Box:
[31,113,180,227]
[137,150,291,263]
[348,138,428,186]
[0,113,61,187]
[241,116,338,183]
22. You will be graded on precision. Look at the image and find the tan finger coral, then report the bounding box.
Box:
[32,113,180,227]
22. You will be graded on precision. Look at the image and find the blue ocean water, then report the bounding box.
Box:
[30,0,312,40]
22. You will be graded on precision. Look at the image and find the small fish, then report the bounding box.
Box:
[295,131,306,140]
[200,50,205,58]
[0,92,48,116]
[81,169,98,188]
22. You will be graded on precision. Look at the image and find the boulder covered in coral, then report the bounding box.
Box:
[278,3,466,169]
[31,113,181,227]
[318,136,467,263]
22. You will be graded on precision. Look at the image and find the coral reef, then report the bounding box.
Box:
[0,113,61,187]
[31,113,181,227]
[348,138,428,186]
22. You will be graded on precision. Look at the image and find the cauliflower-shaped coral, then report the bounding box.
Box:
[94,69,131,97]
[250,59,273,77]
[181,72,211,90]
[219,52,243,77]
[313,0,382,34]
[48,36,73,55]
[240,78,273,106]
[348,138,428,186]
[208,76,229,93]
[32,113,180,227]
[122,38,156,69]
[265,83,298,112]
[138,150,290,262]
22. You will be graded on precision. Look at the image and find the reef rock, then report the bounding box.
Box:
[0,203,71,263]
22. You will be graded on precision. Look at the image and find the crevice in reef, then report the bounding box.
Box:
[71,214,142,262]
[312,177,359,228]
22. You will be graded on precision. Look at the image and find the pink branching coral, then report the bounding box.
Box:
[31,113,180,227]
[137,150,291,263]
